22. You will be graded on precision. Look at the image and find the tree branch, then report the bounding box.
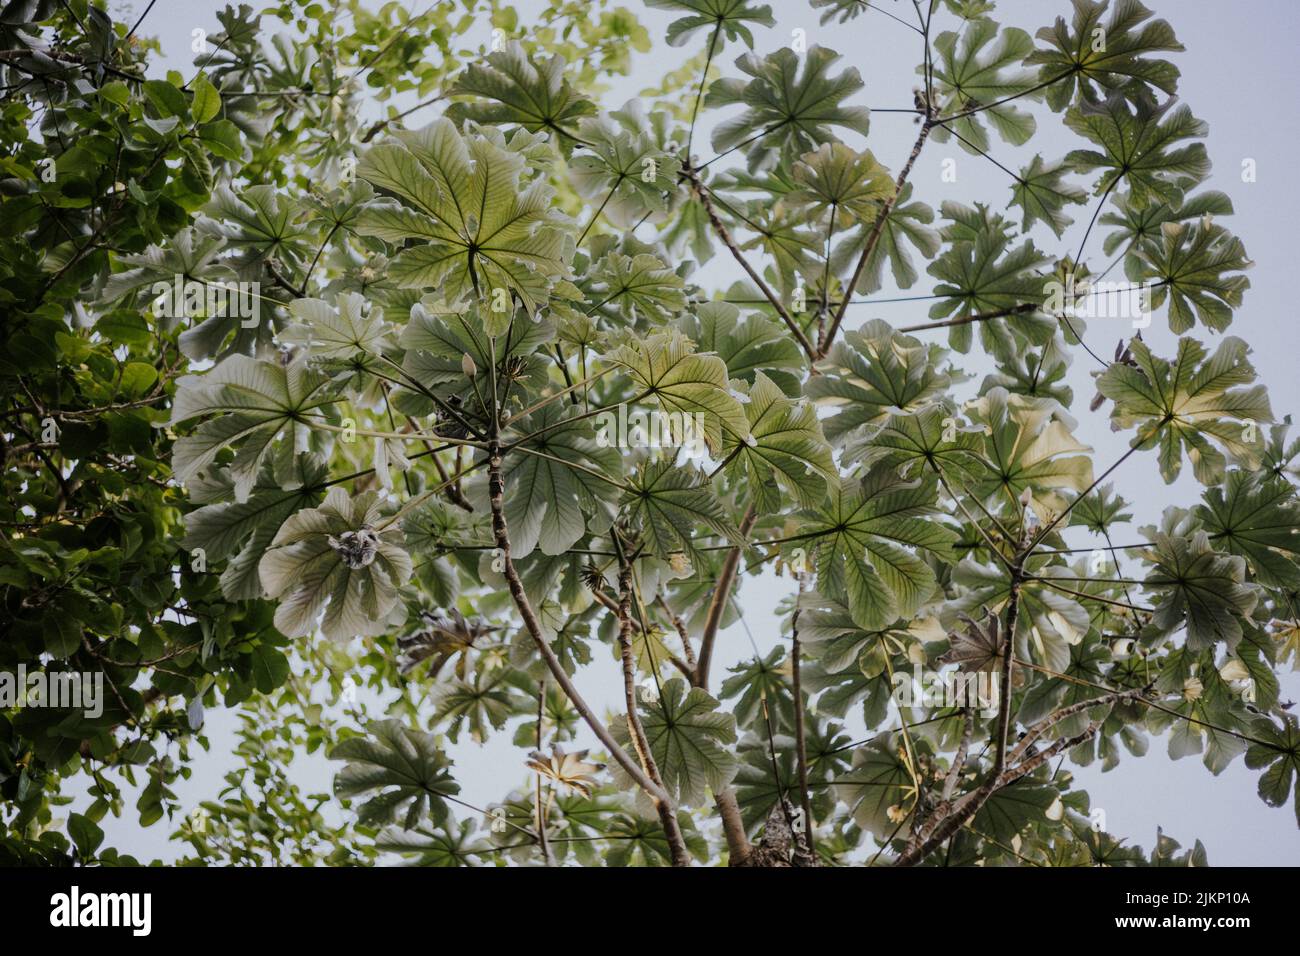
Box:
[484,447,673,809]
[680,166,819,363]
[820,118,933,357]
[615,553,690,866]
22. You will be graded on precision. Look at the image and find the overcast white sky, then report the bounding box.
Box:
[81,0,1300,865]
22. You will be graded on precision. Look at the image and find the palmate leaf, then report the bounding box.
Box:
[719,647,793,733]
[95,227,262,360]
[1066,481,1132,533]
[981,336,1074,407]
[831,182,940,293]
[375,819,490,867]
[1131,217,1252,333]
[170,354,336,501]
[97,226,233,312]
[621,460,740,558]
[1244,714,1300,827]
[929,19,1041,152]
[1101,187,1233,270]
[446,41,595,142]
[615,677,739,806]
[430,668,526,743]
[704,45,870,170]
[1095,335,1273,484]
[926,202,1054,354]
[833,734,915,838]
[964,387,1095,519]
[806,319,952,444]
[850,404,986,481]
[330,719,459,830]
[1064,92,1209,211]
[1011,155,1087,238]
[732,722,851,832]
[1194,471,1300,589]
[182,452,327,600]
[675,300,805,395]
[1141,531,1259,652]
[723,371,836,511]
[399,300,553,407]
[608,328,751,453]
[281,291,392,363]
[258,488,412,641]
[500,403,622,557]
[355,118,572,314]
[569,102,682,228]
[800,466,958,630]
[734,199,821,287]
[603,811,709,866]
[784,142,893,227]
[645,0,774,49]
[972,783,1058,843]
[1028,0,1183,112]
[586,251,686,326]
[198,184,311,268]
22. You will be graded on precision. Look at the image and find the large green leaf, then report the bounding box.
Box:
[832,182,940,293]
[964,387,1095,519]
[1142,531,1259,652]
[170,354,336,501]
[1132,217,1251,333]
[806,319,952,444]
[926,202,1054,354]
[723,371,836,511]
[675,300,805,395]
[258,488,412,641]
[800,466,958,630]
[355,118,572,313]
[785,142,893,226]
[833,734,915,838]
[621,460,740,558]
[182,452,327,600]
[1194,470,1300,589]
[618,677,739,806]
[1096,335,1272,484]
[1244,714,1300,827]
[569,103,682,228]
[705,45,870,169]
[645,0,774,49]
[1028,0,1183,112]
[585,251,686,326]
[330,720,459,830]
[929,19,1040,152]
[1065,92,1208,211]
[501,403,622,557]
[608,328,751,452]
[446,41,595,141]
[1010,154,1087,238]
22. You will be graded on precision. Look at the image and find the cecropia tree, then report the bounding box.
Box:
[3,0,1298,867]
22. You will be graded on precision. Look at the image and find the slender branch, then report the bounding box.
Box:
[694,504,758,689]
[680,165,818,363]
[613,553,689,866]
[484,449,671,807]
[820,118,933,357]
[897,301,1037,334]
[790,575,815,857]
